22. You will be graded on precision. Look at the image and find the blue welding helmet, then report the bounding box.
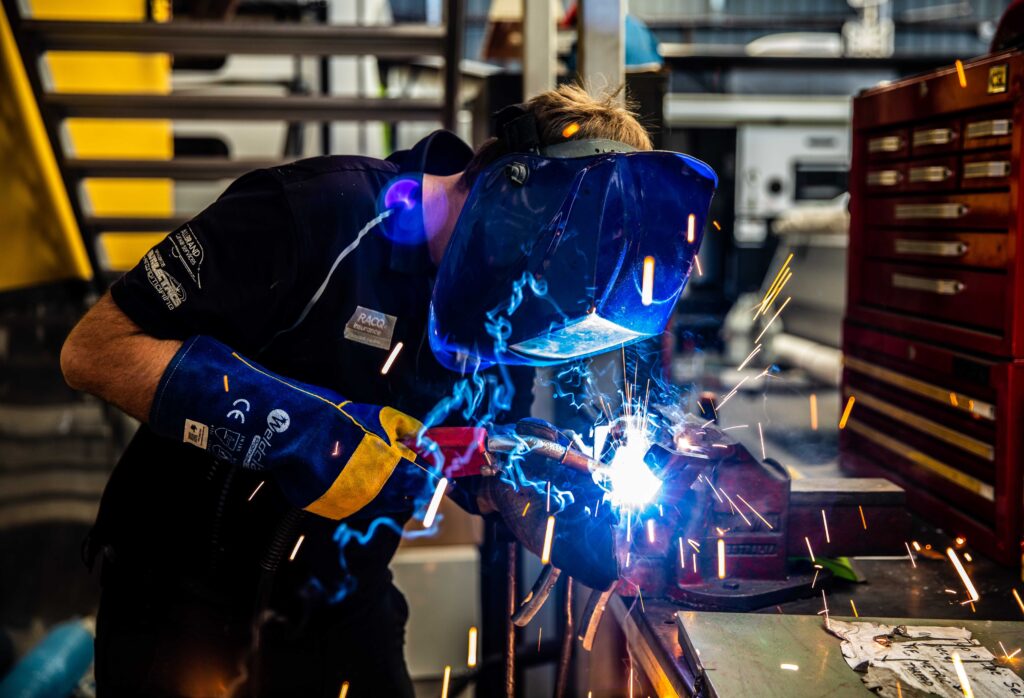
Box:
[428,132,717,372]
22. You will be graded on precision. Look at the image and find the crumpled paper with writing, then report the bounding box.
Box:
[826,620,1024,698]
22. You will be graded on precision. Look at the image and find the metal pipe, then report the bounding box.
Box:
[553,579,574,698]
[505,541,517,698]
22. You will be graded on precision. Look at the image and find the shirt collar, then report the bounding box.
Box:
[385,130,473,274]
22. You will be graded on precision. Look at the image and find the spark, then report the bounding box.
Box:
[716,375,751,410]
[687,538,701,552]
[955,59,967,88]
[541,515,555,564]
[897,682,903,698]
[248,481,264,501]
[736,494,773,529]
[467,627,478,667]
[912,541,922,551]
[805,536,816,562]
[338,681,350,698]
[964,553,972,562]
[522,502,530,517]
[694,254,703,277]
[629,666,634,698]
[859,505,867,530]
[737,344,762,372]
[537,627,543,651]
[722,491,752,526]
[692,551,698,573]
[712,220,721,230]
[223,375,229,392]
[820,589,830,629]
[850,599,859,617]
[811,566,821,589]
[593,425,609,459]
[947,548,979,602]
[637,586,646,613]
[780,664,799,671]
[641,256,655,306]
[1012,589,1024,615]
[380,341,404,374]
[679,538,686,568]
[821,509,831,543]
[955,536,966,546]
[950,392,959,406]
[755,253,794,319]
[562,122,580,138]
[905,542,917,568]
[809,394,819,431]
[839,396,856,429]
[717,538,726,579]
[687,213,697,243]
[758,422,766,459]
[546,481,551,512]
[441,665,452,698]
[951,652,973,698]
[289,534,305,561]
[647,518,656,544]
[422,477,448,528]
[754,296,791,343]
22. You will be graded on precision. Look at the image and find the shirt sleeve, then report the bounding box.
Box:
[110,170,299,350]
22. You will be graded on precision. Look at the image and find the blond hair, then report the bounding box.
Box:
[461,83,652,188]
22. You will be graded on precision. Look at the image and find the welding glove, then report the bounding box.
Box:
[475,419,620,591]
[149,335,432,518]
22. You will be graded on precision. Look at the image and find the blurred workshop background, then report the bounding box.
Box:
[2,0,1023,696]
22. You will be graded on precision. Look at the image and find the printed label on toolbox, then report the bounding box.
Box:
[344,306,397,350]
[183,419,209,449]
[988,64,1008,94]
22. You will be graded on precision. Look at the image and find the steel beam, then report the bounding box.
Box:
[19,20,445,57]
[522,0,556,98]
[44,93,444,121]
[577,0,624,98]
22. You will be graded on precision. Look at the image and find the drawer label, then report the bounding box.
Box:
[987,64,1008,94]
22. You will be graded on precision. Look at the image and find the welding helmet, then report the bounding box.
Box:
[428,107,718,372]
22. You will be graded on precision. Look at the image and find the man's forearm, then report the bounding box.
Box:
[61,293,182,422]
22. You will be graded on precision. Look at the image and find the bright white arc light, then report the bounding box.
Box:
[600,423,662,508]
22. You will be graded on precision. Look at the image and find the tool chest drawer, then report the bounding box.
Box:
[840,322,1024,566]
[911,119,960,155]
[866,229,1011,270]
[864,192,1009,229]
[962,111,1014,150]
[865,129,908,161]
[961,151,1014,189]
[857,260,1006,332]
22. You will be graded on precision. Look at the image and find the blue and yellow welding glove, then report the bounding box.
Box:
[149,335,431,518]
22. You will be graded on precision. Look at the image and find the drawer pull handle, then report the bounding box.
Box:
[866,169,901,186]
[908,165,953,183]
[893,239,968,257]
[912,128,954,147]
[868,135,903,153]
[964,118,1012,139]
[894,203,967,219]
[892,273,964,295]
[963,161,1011,179]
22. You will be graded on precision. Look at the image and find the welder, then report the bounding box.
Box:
[60,84,715,698]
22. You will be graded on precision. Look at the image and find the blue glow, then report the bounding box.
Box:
[377,174,426,245]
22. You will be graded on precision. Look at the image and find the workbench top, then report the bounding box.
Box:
[611,597,1024,697]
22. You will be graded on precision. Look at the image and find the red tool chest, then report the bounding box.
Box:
[842,49,1024,567]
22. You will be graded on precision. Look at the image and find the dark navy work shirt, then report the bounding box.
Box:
[96,131,533,614]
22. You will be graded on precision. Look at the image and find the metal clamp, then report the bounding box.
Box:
[908,165,953,183]
[893,239,968,257]
[894,203,967,220]
[963,161,1011,179]
[891,272,964,295]
[867,135,903,153]
[866,169,901,186]
[965,118,1012,139]
[912,127,954,147]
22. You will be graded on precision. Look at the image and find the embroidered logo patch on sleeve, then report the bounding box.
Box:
[344,306,397,350]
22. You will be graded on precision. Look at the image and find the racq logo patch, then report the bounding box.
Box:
[144,249,186,310]
[344,305,397,350]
